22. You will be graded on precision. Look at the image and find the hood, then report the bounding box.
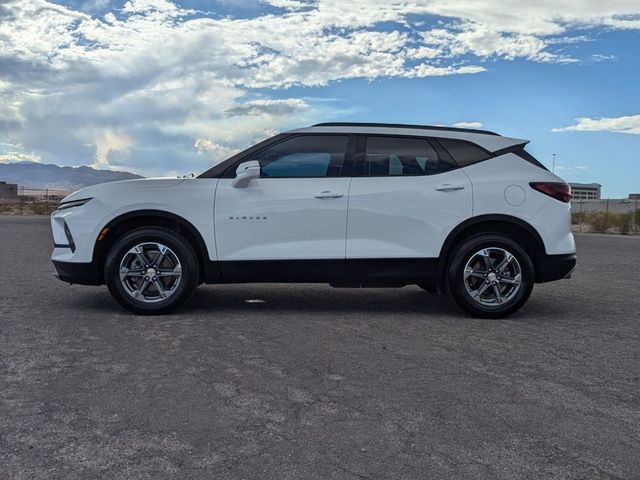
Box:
[61,177,186,204]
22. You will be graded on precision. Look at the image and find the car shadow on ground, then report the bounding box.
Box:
[63,283,576,322]
[67,284,460,317]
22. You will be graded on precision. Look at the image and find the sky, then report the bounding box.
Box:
[0,0,639,197]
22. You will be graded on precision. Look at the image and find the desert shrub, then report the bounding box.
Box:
[29,201,57,215]
[588,212,612,232]
[618,212,634,234]
[587,211,635,234]
[0,199,57,215]
[571,212,585,225]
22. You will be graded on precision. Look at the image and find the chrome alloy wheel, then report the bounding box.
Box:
[119,242,182,303]
[463,247,522,307]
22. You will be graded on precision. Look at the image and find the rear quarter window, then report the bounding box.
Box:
[514,148,548,170]
[491,144,549,171]
[437,138,492,167]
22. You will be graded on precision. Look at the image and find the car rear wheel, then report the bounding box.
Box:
[105,227,199,315]
[447,234,534,318]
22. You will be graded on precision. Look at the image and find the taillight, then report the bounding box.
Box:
[529,182,571,203]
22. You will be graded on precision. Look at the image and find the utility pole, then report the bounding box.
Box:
[635,195,639,235]
[552,153,556,173]
[579,200,583,233]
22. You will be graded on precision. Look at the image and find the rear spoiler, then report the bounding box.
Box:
[492,140,530,157]
[430,131,529,153]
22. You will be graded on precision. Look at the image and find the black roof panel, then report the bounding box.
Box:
[312,122,500,136]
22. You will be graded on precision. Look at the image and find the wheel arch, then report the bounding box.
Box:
[93,210,211,283]
[437,214,547,290]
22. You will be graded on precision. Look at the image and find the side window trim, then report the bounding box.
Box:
[352,134,367,177]
[341,134,357,178]
[221,133,356,179]
[429,138,456,164]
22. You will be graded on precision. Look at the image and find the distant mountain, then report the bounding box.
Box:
[0,161,143,191]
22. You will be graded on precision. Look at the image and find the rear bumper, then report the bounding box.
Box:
[535,253,576,283]
[52,260,102,286]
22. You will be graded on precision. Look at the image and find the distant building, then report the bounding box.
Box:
[569,183,601,201]
[0,181,18,200]
[629,193,640,200]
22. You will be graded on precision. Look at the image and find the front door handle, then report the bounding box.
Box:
[314,191,344,199]
[435,184,465,192]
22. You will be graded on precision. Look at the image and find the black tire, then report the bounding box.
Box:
[105,227,199,315]
[447,233,534,319]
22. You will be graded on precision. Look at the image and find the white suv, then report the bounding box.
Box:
[51,123,576,318]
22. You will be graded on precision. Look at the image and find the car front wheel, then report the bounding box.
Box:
[105,227,199,315]
[447,234,534,319]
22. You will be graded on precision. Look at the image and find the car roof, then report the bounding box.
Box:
[287,122,528,153]
[312,122,501,136]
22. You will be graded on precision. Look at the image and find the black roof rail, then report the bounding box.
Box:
[312,122,500,136]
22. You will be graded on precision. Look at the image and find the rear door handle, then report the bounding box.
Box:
[314,190,344,199]
[435,184,465,192]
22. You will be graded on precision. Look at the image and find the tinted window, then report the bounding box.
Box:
[251,135,348,178]
[364,136,455,176]
[515,148,548,170]
[437,138,491,167]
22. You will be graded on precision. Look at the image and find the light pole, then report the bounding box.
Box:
[552,153,556,173]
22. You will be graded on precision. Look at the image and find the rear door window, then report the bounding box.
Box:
[364,136,456,176]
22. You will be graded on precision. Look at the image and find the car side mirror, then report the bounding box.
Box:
[231,160,261,188]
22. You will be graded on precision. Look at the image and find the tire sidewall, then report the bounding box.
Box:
[448,234,534,318]
[105,227,199,314]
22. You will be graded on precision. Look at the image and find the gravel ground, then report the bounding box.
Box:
[1,216,639,479]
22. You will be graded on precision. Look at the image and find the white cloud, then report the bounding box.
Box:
[87,129,134,168]
[262,0,309,10]
[590,53,617,62]
[0,0,639,174]
[452,122,484,128]
[411,64,486,77]
[194,139,240,160]
[556,165,590,171]
[0,152,43,163]
[553,115,640,135]
[224,98,309,117]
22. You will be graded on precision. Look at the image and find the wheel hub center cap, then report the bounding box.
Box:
[487,272,497,283]
[146,268,157,277]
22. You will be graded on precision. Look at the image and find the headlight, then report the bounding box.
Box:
[56,198,92,211]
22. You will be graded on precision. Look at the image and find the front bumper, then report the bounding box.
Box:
[52,260,102,286]
[535,253,576,283]
[51,198,111,264]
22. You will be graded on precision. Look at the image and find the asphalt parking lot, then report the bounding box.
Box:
[1,216,639,479]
